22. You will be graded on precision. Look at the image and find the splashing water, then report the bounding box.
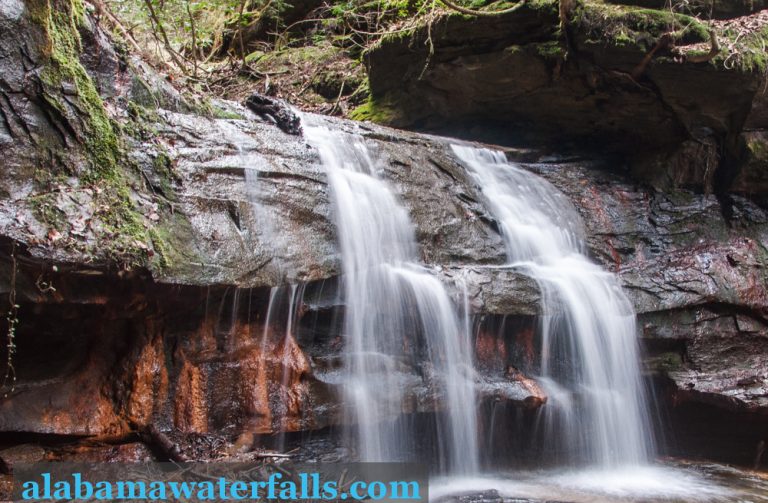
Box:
[303,117,478,474]
[452,145,653,467]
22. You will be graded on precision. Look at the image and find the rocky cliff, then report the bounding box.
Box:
[362,0,768,198]
[0,0,766,468]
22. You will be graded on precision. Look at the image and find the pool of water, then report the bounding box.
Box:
[430,460,768,502]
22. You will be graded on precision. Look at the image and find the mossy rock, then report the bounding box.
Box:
[713,25,768,73]
[257,43,342,73]
[573,1,709,50]
[603,0,768,20]
[349,95,402,123]
[310,61,365,100]
[24,0,154,267]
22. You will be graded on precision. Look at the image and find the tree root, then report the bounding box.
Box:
[632,29,720,80]
[438,0,527,17]
[684,29,720,63]
[631,33,674,80]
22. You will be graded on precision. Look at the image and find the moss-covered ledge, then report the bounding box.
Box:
[359,0,768,194]
[1,0,195,272]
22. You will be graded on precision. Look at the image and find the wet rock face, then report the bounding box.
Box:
[3,99,768,457]
[0,253,543,441]
[529,160,768,412]
[138,111,507,288]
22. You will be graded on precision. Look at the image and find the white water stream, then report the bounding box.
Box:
[452,145,653,467]
[303,117,478,474]
[244,116,755,500]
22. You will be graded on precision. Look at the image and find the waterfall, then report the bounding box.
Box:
[451,146,653,467]
[303,117,478,474]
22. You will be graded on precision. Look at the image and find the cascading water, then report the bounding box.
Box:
[303,117,478,474]
[451,145,653,468]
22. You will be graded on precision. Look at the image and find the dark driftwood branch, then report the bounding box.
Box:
[142,425,190,462]
[438,0,526,17]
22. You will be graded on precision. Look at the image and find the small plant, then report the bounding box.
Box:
[1,242,18,398]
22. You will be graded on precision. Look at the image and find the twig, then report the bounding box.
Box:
[185,0,199,77]
[755,439,765,470]
[98,0,146,56]
[329,81,346,115]
[142,0,189,72]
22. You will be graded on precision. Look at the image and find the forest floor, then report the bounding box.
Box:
[101,0,768,126]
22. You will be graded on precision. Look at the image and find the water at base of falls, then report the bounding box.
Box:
[451,145,653,468]
[302,117,478,474]
[430,461,768,503]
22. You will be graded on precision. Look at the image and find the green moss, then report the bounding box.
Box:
[713,26,768,73]
[451,0,558,15]
[148,227,173,270]
[211,107,246,120]
[534,40,566,59]
[244,50,266,64]
[574,1,709,50]
[122,102,160,140]
[127,101,161,123]
[30,0,151,267]
[349,96,398,123]
[148,213,202,273]
[524,0,559,16]
[44,4,119,176]
[375,25,420,48]
[29,169,70,231]
[375,0,423,18]
[330,0,429,24]
[151,150,181,198]
[188,97,246,120]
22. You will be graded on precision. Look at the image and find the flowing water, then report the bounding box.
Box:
[430,462,768,502]
[268,120,764,501]
[451,146,653,467]
[303,117,478,474]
